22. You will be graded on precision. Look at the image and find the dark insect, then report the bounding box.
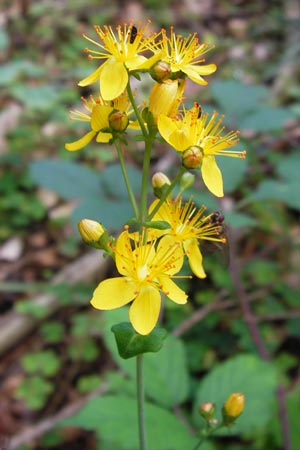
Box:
[201,211,229,266]
[130,25,138,44]
[209,211,225,236]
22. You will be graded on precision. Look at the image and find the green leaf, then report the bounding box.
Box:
[193,354,278,434]
[111,322,167,359]
[239,107,295,132]
[63,395,198,450]
[217,153,247,193]
[29,159,101,200]
[277,152,300,181]
[11,84,61,110]
[224,211,257,228]
[211,81,267,118]
[15,376,53,410]
[249,180,300,210]
[102,310,190,407]
[21,350,60,376]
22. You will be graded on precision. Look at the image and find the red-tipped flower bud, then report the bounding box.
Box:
[109,110,129,132]
[150,60,171,82]
[198,402,215,421]
[182,146,203,169]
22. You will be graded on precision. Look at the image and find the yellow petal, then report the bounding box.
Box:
[183,64,217,85]
[65,130,96,151]
[159,275,188,304]
[157,115,177,142]
[126,55,148,70]
[129,285,161,335]
[157,235,184,274]
[78,65,103,87]
[91,277,136,310]
[201,155,224,197]
[168,129,192,152]
[183,239,206,278]
[115,231,133,276]
[91,105,113,131]
[96,131,113,143]
[100,60,128,101]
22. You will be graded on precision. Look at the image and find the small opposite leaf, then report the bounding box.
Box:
[111,322,167,359]
[144,220,171,230]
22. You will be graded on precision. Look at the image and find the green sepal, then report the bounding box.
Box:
[144,220,171,230]
[111,322,167,359]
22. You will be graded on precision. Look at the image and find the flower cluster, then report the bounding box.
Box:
[68,20,246,335]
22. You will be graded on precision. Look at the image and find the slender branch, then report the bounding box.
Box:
[115,139,139,219]
[136,354,147,450]
[228,227,292,450]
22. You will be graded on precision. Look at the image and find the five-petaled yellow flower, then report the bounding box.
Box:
[90,228,188,335]
[79,21,155,100]
[65,93,133,151]
[150,197,225,278]
[158,103,246,197]
[144,27,217,85]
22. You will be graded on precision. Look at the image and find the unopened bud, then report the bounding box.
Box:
[109,110,129,132]
[180,172,195,191]
[78,219,105,246]
[222,393,245,425]
[182,146,203,169]
[152,172,171,198]
[198,402,215,421]
[150,60,171,82]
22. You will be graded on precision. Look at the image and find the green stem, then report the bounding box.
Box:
[148,166,186,220]
[115,139,139,220]
[192,423,224,450]
[137,354,147,450]
[139,137,154,224]
[127,81,148,138]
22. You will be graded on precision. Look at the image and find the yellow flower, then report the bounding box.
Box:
[150,197,225,278]
[78,21,154,100]
[145,27,217,85]
[91,228,187,335]
[148,79,185,123]
[157,103,246,197]
[65,93,133,151]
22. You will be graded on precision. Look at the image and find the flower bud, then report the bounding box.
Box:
[109,110,129,132]
[198,402,215,421]
[222,393,245,426]
[149,60,171,82]
[182,146,203,169]
[78,219,105,246]
[148,80,184,123]
[180,172,195,191]
[152,172,171,198]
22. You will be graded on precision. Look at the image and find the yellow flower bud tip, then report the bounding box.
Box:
[109,111,129,132]
[182,146,203,169]
[78,219,105,244]
[152,172,171,189]
[223,393,245,420]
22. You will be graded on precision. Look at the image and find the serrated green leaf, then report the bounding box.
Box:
[193,354,278,434]
[62,395,198,450]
